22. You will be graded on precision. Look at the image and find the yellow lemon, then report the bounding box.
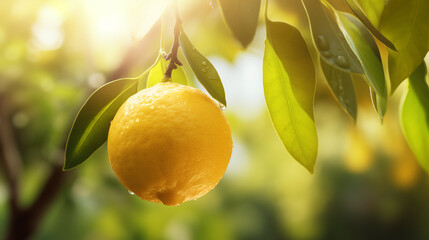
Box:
[107,82,232,206]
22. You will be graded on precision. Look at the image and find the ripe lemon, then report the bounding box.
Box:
[107,82,232,206]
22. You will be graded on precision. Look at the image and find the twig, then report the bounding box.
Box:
[0,95,22,218]
[164,0,183,79]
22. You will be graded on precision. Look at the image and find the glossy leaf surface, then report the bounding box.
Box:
[337,12,387,119]
[180,31,227,106]
[357,0,384,27]
[400,62,429,173]
[264,19,317,172]
[302,0,363,74]
[64,78,138,170]
[379,0,429,91]
[344,0,396,50]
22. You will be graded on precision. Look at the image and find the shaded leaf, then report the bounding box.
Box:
[357,0,384,27]
[264,19,317,173]
[337,12,387,120]
[64,78,139,170]
[218,0,261,48]
[400,62,429,173]
[180,31,227,106]
[379,0,429,91]
[370,87,387,122]
[302,0,363,74]
[344,0,396,50]
[146,53,188,88]
[320,58,357,120]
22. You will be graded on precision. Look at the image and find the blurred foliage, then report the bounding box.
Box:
[1,0,429,239]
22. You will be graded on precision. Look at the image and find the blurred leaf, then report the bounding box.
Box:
[357,0,384,27]
[344,0,396,50]
[218,0,261,48]
[320,58,357,120]
[264,19,317,173]
[126,0,170,41]
[64,78,138,170]
[146,54,188,88]
[302,0,363,74]
[180,31,227,106]
[337,12,387,120]
[400,62,429,173]
[379,0,429,91]
[189,14,241,62]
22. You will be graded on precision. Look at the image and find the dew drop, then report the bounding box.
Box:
[219,102,226,111]
[128,190,135,195]
[321,51,333,58]
[126,125,129,129]
[316,35,329,51]
[202,68,207,73]
[335,55,350,68]
[150,106,154,109]
[161,50,167,58]
[201,61,207,66]
[135,118,140,123]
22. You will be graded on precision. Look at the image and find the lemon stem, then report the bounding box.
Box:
[164,0,182,79]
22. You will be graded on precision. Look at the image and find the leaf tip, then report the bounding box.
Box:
[62,159,72,171]
[304,164,315,174]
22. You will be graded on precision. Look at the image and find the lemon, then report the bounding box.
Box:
[107,82,232,206]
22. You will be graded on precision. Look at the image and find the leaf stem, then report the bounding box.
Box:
[164,0,183,79]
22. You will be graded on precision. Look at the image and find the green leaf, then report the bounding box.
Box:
[302,0,364,74]
[357,0,385,27]
[400,62,429,173]
[337,12,387,120]
[64,78,139,170]
[320,58,358,120]
[378,0,429,91]
[370,86,387,122]
[180,31,227,106]
[344,0,396,51]
[218,0,261,48]
[146,54,188,88]
[264,19,317,173]
[137,67,152,91]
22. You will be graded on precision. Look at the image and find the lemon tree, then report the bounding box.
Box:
[64,0,429,200]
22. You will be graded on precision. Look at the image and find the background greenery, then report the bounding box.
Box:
[1,0,429,239]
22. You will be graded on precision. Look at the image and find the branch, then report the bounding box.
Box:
[164,0,183,79]
[0,95,22,216]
